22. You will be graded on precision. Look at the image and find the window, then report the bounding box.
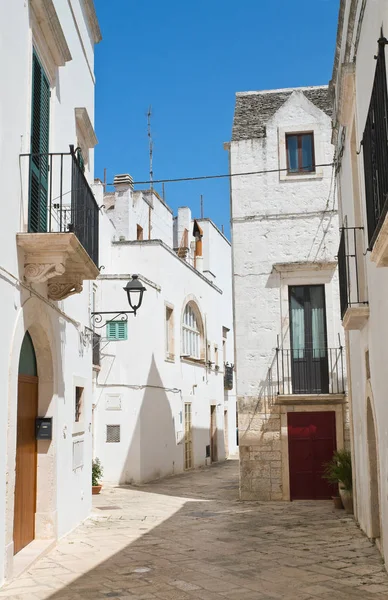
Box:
[106,425,120,443]
[29,49,50,233]
[286,133,315,174]
[75,387,83,423]
[182,303,202,359]
[214,345,219,369]
[165,306,174,358]
[106,320,127,340]
[137,224,144,240]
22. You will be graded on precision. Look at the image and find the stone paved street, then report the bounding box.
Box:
[2,458,388,600]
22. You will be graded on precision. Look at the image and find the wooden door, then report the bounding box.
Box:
[289,285,329,394]
[288,411,336,500]
[13,375,38,554]
[184,403,193,470]
[210,406,218,462]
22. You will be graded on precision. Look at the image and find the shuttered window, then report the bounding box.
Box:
[106,320,128,340]
[29,49,50,233]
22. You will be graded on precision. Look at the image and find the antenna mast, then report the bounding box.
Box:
[147,106,153,190]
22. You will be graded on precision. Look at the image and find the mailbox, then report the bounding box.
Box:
[36,417,53,440]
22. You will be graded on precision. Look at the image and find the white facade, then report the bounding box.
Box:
[92,179,237,484]
[0,0,101,583]
[331,0,388,563]
[229,86,348,500]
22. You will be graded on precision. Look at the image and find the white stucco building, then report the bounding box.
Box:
[91,177,237,484]
[0,0,101,583]
[228,85,348,501]
[330,0,388,563]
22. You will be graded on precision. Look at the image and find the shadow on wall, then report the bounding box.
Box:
[118,355,226,485]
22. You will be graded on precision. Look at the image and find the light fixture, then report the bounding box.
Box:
[91,274,146,328]
[123,275,146,315]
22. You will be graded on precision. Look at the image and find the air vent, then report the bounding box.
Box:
[106,424,120,443]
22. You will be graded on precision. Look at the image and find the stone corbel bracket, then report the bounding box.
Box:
[48,276,83,301]
[17,232,99,301]
[24,261,66,283]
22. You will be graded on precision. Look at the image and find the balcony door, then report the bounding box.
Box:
[289,285,329,394]
[29,49,50,233]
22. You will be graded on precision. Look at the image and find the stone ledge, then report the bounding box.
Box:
[371,213,388,267]
[342,305,369,330]
[275,393,346,405]
[17,232,99,300]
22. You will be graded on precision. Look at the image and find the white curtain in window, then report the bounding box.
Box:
[290,296,305,359]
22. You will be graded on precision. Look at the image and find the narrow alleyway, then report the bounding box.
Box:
[2,459,388,600]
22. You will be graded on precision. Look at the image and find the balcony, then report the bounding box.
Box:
[337,227,369,330]
[275,347,345,404]
[17,146,99,300]
[362,37,388,267]
[224,363,234,390]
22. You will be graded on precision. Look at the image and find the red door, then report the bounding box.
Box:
[288,411,336,500]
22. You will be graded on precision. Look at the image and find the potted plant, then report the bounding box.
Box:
[92,457,103,495]
[323,449,353,514]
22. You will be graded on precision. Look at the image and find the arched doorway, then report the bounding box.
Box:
[13,332,38,554]
[366,397,380,540]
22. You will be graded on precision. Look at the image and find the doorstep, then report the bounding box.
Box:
[11,538,56,580]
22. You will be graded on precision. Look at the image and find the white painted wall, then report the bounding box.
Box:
[230,89,343,400]
[0,0,100,583]
[93,186,236,484]
[331,0,388,563]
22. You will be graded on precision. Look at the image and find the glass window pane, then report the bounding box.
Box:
[301,134,314,171]
[287,135,298,172]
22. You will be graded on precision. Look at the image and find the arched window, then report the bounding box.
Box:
[182,303,203,359]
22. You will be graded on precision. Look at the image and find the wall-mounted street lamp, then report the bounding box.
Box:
[91,274,146,328]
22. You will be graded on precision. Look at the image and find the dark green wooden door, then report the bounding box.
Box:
[29,50,50,233]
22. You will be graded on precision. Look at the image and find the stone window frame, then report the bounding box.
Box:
[73,376,87,436]
[165,302,175,362]
[278,123,324,182]
[273,262,338,351]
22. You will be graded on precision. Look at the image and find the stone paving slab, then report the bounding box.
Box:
[2,459,388,599]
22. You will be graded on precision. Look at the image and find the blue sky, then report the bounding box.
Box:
[94,0,340,237]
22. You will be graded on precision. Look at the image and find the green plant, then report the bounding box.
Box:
[92,458,103,486]
[323,449,352,492]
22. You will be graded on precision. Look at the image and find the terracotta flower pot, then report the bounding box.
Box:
[92,485,102,495]
[339,487,353,514]
[332,495,344,509]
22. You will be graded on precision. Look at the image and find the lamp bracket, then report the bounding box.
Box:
[90,311,136,329]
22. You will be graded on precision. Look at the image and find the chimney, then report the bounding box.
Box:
[175,207,191,259]
[113,174,134,191]
[111,174,134,240]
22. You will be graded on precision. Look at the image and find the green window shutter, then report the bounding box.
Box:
[106,321,127,341]
[29,49,50,233]
[117,321,127,340]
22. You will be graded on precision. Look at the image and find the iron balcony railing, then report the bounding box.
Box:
[21,145,99,267]
[275,347,345,396]
[337,227,368,319]
[224,363,234,390]
[92,332,101,367]
[362,37,388,249]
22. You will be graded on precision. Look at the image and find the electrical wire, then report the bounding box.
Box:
[95,383,181,393]
[105,162,335,187]
[0,263,80,328]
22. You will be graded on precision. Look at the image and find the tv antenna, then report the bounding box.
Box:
[147,105,153,190]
